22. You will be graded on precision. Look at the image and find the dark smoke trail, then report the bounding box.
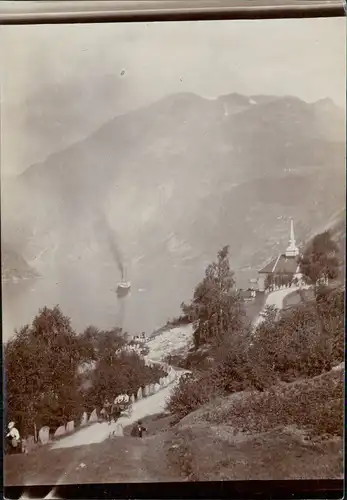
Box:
[95,209,124,277]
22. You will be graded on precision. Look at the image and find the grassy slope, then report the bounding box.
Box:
[6,369,343,485]
[165,368,344,481]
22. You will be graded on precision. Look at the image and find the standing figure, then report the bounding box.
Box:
[130,420,147,438]
[103,398,112,424]
[6,422,21,454]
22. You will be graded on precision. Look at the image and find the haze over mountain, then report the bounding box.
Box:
[1,244,40,283]
[2,92,345,336]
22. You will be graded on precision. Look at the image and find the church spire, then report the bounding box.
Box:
[285,219,299,258]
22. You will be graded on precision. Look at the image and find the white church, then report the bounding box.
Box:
[258,219,303,292]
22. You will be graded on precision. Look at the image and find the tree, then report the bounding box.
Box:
[5,306,85,435]
[181,246,245,349]
[83,350,166,411]
[79,325,126,363]
[299,231,339,295]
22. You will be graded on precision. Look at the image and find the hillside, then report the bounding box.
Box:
[1,244,39,283]
[166,367,344,481]
[2,92,345,330]
[5,366,343,485]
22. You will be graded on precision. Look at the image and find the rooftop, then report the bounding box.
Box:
[259,254,299,275]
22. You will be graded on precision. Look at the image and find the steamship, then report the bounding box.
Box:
[117,269,131,297]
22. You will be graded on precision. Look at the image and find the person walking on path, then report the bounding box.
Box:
[131,420,147,438]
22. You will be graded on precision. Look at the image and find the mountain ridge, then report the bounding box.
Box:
[18,91,345,181]
[2,90,345,332]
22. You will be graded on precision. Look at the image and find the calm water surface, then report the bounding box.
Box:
[2,265,199,343]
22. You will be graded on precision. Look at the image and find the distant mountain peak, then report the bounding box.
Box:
[162,92,204,106]
[316,96,336,105]
[218,92,250,103]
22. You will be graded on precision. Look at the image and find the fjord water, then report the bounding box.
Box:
[1,263,199,343]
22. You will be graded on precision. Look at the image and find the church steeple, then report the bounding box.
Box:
[285,219,299,257]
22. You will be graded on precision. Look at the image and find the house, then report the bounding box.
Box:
[258,219,302,291]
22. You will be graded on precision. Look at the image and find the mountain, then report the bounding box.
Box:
[2,92,345,331]
[1,243,39,283]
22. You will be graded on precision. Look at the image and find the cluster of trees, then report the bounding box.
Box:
[167,231,344,426]
[5,307,166,438]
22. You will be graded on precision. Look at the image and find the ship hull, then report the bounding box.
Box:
[116,283,131,297]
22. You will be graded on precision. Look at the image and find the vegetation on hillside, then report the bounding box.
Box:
[181,245,246,350]
[167,370,344,481]
[299,230,339,293]
[167,238,344,437]
[4,307,166,440]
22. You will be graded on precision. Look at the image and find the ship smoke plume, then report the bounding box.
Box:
[95,210,124,278]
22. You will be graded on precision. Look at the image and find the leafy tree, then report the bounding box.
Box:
[5,306,168,439]
[299,231,339,294]
[181,246,245,349]
[5,306,84,436]
[83,350,166,411]
[79,326,126,363]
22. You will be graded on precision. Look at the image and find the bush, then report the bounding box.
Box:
[252,287,344,382]
[316,286,344,364]
[167,284,344,424]
[166,373,215,423]
[203,369,343,439]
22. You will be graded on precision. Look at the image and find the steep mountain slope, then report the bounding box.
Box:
[1,243,39,282]
[2,92,345,330]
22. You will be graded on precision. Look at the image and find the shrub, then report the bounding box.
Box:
[316,286,344,364]
[252,287,344,382]
[166,373,215,423]
[167,284,344,424]
[204,369,343,439]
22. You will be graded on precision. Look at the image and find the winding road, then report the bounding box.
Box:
[51,325,193,450]
[51,287,304,450]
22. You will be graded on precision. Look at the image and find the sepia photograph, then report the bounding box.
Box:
[1,14,345,488]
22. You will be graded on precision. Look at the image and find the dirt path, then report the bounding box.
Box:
[52,376,182,449]
[61,432,182,484]
[52,325,192,450]
[5,324,191,485]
